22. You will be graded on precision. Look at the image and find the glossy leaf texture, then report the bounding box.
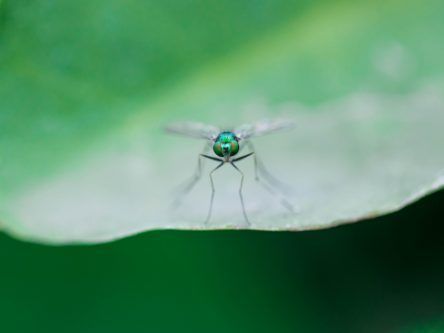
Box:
[0,0,443,244]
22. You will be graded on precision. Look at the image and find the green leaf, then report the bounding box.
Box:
[1,0,443,244]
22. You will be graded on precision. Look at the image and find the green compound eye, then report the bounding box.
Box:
[213,142,223,157]
[230,141,239,156]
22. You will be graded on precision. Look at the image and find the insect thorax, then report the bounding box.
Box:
[213,131,240,157]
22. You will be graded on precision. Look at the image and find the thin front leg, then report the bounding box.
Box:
[231,162,250,227]
[231,152,254,162]
[205,161,225,225]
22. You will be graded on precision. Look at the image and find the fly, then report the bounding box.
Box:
[165,119,295,226]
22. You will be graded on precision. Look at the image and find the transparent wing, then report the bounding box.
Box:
[165,121,220,140]
[234,118,296,140]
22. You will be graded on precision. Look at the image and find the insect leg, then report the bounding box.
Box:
[230,162,251,227]
[245,141,295,214]
[245,141,289,189]
[172,143,211,207]
[205,161,225,225]
[201,154,224,162]
[231,152,254,162]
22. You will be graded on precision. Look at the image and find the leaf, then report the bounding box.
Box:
[0,0,443,244]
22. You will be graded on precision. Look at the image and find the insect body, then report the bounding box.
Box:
[213,132,239,158]
[165,119,295,226]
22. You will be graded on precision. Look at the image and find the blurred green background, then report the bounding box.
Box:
[1,0,443,196]
[1,189,443,333]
